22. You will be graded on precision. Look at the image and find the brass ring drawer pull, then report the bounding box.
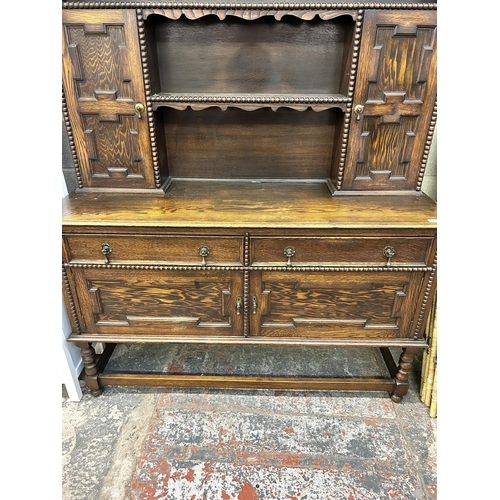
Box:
[383,246,395,266]
[198,245,210,265]
[284,246,296,266]
[100,243,112,264]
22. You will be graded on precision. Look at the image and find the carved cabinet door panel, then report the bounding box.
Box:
[342,10,437,191]
[62,10,155,188]
[249,270,424,339]
[67,268,244,337]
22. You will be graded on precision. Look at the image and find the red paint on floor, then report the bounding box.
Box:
[238,482,259,500]
[234,448,302,468]
[130,458,171,499]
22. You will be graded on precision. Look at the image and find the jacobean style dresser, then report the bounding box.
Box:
[62,0,437,401]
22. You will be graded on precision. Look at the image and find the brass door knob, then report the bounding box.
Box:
[354,104,364,121]
[135,103,145,119]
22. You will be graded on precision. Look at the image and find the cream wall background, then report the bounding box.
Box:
[422,127,437,202]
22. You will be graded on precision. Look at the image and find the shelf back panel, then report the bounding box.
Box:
[146,14,354,95]
[160,107,341,179]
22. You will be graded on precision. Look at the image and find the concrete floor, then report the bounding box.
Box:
[62,344,437,500]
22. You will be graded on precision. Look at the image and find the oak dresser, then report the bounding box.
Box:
[62,0,437,401]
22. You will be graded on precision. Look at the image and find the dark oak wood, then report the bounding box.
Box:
[147,14,355,95]
[62,182,437,229]
[64,234,245,266]
[249,270,424,339]
[390,346,421,402]
[343,10,437,192]
[62,4,437,401]
[160,108,343,180]
[98,373,396,391]
[62,10,155,188]
[68,334,427,347]
[68,268,244,336]
[75,342,102,396]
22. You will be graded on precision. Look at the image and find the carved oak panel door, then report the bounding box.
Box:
[69,268,244,337]
[249,270,423,339]
[62,10,154,188]
[342,10,437,191]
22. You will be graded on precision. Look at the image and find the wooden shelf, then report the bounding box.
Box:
[151,93,350,112]
[62,179,437,230]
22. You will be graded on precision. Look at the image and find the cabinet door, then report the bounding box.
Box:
[67,268,244,337]
[62,10,154,188]
[250,270,424,339]
[343,10,437,191]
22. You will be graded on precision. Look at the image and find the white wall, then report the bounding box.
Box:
[62,173,83,401]
[422,126,438,202]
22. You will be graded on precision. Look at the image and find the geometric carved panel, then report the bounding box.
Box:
[355,114,418,181]
[76,269,244,336]
[251,271,422,339]
[367,27,436,102]
[342,10,437,192]
[81,115,144,180]
[66,24,134,101]
[62,9,154,188]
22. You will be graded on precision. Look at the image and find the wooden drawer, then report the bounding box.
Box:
[251,236,434,267]
[63,234,244,266]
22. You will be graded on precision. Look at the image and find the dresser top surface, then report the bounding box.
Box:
[62,181,437,230]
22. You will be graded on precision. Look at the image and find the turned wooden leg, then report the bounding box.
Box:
[390,347,419,403]
[76,342,102,397]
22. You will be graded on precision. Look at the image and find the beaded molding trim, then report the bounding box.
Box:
[137,10,162,188]
[416,97,437,191]
[64,263,433,272]
[412,253,436,339]
[243,270,250,336]
[63,263,82,333]
[336,9,362,191]
[243,233,251,336]
[63,3,438,10]
[151,94,350,104]
[62,88,84,189]
[151,93,350,112]
[244,232,250,267]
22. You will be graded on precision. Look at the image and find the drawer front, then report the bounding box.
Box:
[250,270,425,339]
[251,236,434,267]
[67,267,244,337]
[63,235,244,266]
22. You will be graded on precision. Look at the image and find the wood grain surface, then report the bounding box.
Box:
[62,181,437,229]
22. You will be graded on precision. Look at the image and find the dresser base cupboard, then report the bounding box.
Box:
[62,1,437,402]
